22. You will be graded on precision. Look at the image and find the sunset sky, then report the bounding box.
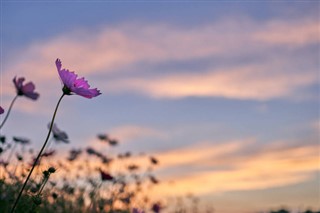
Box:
[0,1,319,213]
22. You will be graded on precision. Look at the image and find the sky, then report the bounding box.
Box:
[0,1,319,213]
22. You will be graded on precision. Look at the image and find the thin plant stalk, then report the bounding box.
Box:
[38,137,53,166]
[13,161,19,178]
[0,95,18,129]
[2,142,18,180]
[30,173,50,213]
[89,182,102,211]
[38,175,50,196]
[44,137,54,152]
[10,93,65,213]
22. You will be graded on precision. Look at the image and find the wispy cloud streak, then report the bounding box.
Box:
[2,17,318,101]
[106,64,317,100]
[149,139,319,196]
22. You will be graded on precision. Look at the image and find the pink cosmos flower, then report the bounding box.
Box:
[13,77,39,100]
[0,106,4,114]
[55,59,101,98]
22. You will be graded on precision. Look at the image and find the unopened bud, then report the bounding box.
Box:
[43,170,50,178]
[48,167,56,173]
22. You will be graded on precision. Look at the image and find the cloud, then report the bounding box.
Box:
[10,136,319,197]
[253,18,320,46]
[13,135,318,200]
[105,64,317,100]
[152,139,254,171]
[2,16,318,102]
[311,120,320,133]
[147,139,319,197]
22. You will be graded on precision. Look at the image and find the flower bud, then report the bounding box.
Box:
[43,170,50,178]
[48,167,56,173]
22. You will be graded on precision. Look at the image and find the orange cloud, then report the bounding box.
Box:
[5,137,318,208]
[145,140,319,197]
[253,18,320,46]
[152,139,254,171]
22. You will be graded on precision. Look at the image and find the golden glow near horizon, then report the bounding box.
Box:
[4,137,317,196]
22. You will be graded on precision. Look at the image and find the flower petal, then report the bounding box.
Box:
[22,82,35,93]
[59,69,78,89]
[74,77,90,89]
[56,58,101,98]
[0,106,4,114]
[24,92,39,100]
[56,59,78,89]
[73,87,101,99]
[13,77,25,90]
[22,82,39,100]
[55,58,62,71]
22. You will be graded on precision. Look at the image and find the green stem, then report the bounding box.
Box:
[29,174,50,212]
[0,95,18,130]
[10,93,65,213]
[38,175,50,196]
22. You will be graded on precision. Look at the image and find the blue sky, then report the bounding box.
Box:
[1,1,319,212]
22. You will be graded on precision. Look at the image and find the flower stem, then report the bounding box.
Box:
[38,175,50,196]
[10,93,65,213]
[0,95,18,130]
[38,137,53,166]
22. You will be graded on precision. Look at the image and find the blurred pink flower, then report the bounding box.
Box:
[41,150,56,158]
[128,164,139,171]
[151,203,161,213]
[55,59,101,98]
[0,160,9,168]
[150,156,158,165]
[149,175,159,184]
[132,208,145,213]
[13,136,30,145]
[97,133,109,141]
[99,169,114,181]
[67,149,82,161]
[0,106,4,114]
[13,77,39,100]
[48,122,69,143]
